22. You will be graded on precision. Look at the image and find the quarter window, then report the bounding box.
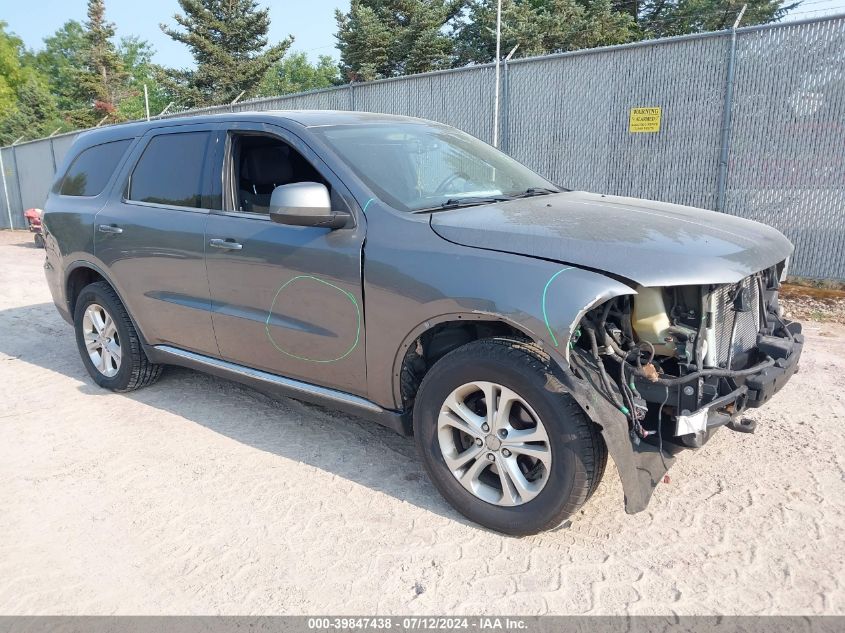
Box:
[58,139,132,197]
[128,132,216,209]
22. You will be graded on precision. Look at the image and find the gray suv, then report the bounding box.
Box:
[42,111,802,535]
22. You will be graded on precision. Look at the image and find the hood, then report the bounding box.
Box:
[430,191,793,287]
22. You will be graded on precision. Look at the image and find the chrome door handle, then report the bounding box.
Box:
[209,238,243,250]
[98,224,123,234]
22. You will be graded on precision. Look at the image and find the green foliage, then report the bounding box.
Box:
[32,21,88,112]
[160,0,293,107]
[115,36,171,120]
[0,22,30,113]
[72,0,131,126]
[454,0,637,64]
[259,52,340,96]
[638,0,800,38]
[335,1,464,81]
[0,78,65,144]
[0,22,65,144]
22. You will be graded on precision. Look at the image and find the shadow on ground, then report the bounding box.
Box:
[0,301,483,530]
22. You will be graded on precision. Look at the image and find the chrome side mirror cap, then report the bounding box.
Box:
[269,182,350,229]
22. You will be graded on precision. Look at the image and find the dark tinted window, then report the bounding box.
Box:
[59,139,132,197]
[128,132,215,209]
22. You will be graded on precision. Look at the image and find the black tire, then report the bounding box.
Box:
[73,281,163,392]
[413,338,606,535]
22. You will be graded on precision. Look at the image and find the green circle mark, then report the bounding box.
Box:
[541,267,572,348]
[264,275,361,363]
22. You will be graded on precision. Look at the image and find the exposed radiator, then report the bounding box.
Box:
[710,276,762,368]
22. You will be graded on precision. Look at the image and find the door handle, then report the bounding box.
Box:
[98,224,123,234]
[209,238,243,250]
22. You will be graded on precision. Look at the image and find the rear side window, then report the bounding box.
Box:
[127,131,216,209]
[58,139,132,197]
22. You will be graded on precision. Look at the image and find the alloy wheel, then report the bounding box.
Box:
[437,381,552,506]
[82,303,122,378]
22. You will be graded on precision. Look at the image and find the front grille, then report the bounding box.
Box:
[712,276,761,367]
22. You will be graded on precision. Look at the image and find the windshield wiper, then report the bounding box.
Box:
[413,195,512,213]
[508,187,561,199]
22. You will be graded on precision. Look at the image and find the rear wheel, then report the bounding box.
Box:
[413,338,606,535]
[73,281,162,392]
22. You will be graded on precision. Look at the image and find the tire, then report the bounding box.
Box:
[413,338,606,535]
[73,281,163,392]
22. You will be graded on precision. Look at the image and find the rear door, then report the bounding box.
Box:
[204,121,368,396]
[94,123,223,356]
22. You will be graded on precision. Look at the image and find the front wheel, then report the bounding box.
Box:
[413,338,606,535]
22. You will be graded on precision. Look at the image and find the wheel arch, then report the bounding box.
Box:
[64,260,150,347]
[392,312,551,412]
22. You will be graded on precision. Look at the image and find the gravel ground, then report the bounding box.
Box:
[781,284,845,325]
[1,229,843,615]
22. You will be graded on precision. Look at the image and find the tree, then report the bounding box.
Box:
[160,0,293,107]
[259,52,340,96]
[0,22,65,144]
[115,36,170,120]
[32,21,88,113]
[0,21,28,114]
[34,19,166,124]
[0,77,65,145]
[637,0,800,38]
[335,1,464,81]
[454,0,637,65]
[74,0,130,126]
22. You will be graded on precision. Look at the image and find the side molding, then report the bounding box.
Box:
[148,345,411,435]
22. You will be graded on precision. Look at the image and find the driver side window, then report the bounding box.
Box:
[229,133,340,214]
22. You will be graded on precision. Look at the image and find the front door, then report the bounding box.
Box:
[94,123,223,356]
[204,122,367,396]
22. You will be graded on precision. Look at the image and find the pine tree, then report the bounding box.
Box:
[335,1,463,81]
[637,0,799,38]
[74,0,130,125]
[454,0,637,65]
[160,0,293,107]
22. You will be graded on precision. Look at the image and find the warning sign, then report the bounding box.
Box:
[629,107,662,133]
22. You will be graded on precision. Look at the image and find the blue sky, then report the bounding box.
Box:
[3,0,844,68]
[4,0,349,66]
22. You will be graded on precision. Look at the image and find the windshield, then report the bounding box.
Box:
[313,121,558,212]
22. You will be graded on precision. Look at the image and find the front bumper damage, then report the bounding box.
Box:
[565,322,803,514]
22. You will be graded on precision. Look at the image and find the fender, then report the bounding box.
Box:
[361,199,664,513]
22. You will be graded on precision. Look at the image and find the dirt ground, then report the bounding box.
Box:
[0,229,843,616]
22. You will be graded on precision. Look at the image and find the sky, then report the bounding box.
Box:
[2,0,350,67]
[3,0,845,69]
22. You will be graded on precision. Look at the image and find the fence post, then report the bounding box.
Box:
[349,82,355,111]
[716,5,747,212]
[0,150,13,230]
[11,145,24,228]
[49,139,57,173]
[501,59,510,154]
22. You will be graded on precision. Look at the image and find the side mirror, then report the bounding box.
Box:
[269,182,351,229]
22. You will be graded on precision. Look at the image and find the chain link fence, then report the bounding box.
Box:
[2,15,843,278]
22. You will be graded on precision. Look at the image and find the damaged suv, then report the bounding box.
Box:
[42,111,802,535]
